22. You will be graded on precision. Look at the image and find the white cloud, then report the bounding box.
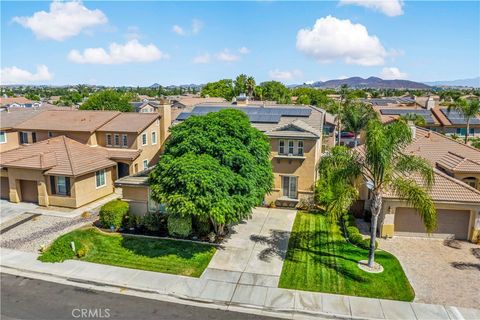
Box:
[380,67,408,79]
[193,53,211,64]
[239,47,250,54]
[215,49,240,62]
[1,65,53,85]
[12,1,107,41]
[339,0,404,17]
[125,26,141,40]
[172,25,186,36]
[68,39,168,64]
[296,16,387,66]
[192,19,203,34]
[172,19,203,36]
[268,69,303,81]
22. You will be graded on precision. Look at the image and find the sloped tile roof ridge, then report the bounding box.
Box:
[433,167,480,198]
[62,136,76,176]
[415,126,480,155]
[270,119,320,136]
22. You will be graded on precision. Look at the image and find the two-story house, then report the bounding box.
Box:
[116,103,326,214]
[0,107,171,208]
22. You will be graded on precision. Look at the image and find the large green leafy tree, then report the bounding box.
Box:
[291,87,331,106]
[342,103,378,147]
[80,90,133,112]
[448,98,480,143]
[200,79,235,101]
[257,81,291,104]
[317,120,436,268]
[234,74,247,96]
[149,109,273,235]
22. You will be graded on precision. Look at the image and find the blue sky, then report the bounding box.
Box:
[1,1,479,86]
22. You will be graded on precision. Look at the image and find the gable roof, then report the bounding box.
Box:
[0,136,116,176]
[0,108,47,129]
[14,110,121,133]
[436,152,480,173]
[97,112,160,133]
[266,120,321,138]
[383,168,480,204]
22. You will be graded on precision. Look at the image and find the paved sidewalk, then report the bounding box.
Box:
[1,248,478,320]
[206,207,296,288]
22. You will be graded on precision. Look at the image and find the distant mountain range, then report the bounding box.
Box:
[424,77,480,88]
[306,77,431,89]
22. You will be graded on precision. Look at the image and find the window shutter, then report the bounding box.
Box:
[50,176,56,194]
[65,177,71,196]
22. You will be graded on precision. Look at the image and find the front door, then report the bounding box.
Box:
[117,162,130,178]
[282,176,297,199]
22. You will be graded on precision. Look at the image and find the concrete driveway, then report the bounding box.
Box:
[205,207,297,287]
[0,200,38,224]
[379,237,480,309]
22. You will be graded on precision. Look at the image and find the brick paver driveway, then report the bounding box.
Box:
[379,237,480,309]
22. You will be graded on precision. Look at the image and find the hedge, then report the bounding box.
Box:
[99,200,129,230]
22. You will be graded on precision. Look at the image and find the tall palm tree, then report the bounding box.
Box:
[317,120,437,268]
[399,113,426,127]
[448,98,480,143]
[246,76,256,98]
[342,103,378,147]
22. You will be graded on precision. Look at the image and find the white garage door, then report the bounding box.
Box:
[394,208,470,240]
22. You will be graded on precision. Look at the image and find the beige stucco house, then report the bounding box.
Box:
[0,107,171,208]
[117,103,326,214]
[358,127,480,242]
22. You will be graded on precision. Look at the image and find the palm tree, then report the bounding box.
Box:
[399,113,426,127]
[317,120,437,268]
[448,98,480,143]
[246,76,256,98]
[342,103,378,147]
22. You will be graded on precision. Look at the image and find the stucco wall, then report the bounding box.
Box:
[265,138,319,204]
[35,130,94,145]
[0,130,20,152]
[121,185,148,215]
[73,167,115,207]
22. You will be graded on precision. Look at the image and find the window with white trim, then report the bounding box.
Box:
[143,159,148,170]
[122,134,128,147]
[114,134,120,146]
[279,140,285,154]
[297,141,304,156]
[288,140,294,155]
[95,170,106,188]
[282,176,297,199]
[106,134,112,146]
[141,133,147,146]
[151,131,157,145]
[0,131,6,144]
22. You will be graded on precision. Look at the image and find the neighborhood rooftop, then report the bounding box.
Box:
[97,112,160,133]
[13,109,121,133]
[0,136,116,176]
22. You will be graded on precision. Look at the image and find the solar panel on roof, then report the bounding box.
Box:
[248,114,282,123]
[440,109,480,125]
[176,112,192,120]
[190,106,312,117]
[379,109,435,124]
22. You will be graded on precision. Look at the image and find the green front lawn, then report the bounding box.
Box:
[39,227,216,277]
[279,211,414,301]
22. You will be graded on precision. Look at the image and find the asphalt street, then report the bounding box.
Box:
[1,273,280,320]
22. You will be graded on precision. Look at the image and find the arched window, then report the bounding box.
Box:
[462,177,478,189]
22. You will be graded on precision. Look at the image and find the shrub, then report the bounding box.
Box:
[142,212,164,232]
[168,215,192,238]
[349,233,364,244]
[359,238,378,250]
[76,247,88,258]
[346,226,360,236]
[99,200,129,230]
[297,197,315,211]
[193,216,211,236]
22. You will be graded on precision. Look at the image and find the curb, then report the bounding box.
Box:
[0,264,354,320]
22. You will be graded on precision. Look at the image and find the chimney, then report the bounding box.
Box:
[425,96,435,110]
[158,99,171,143]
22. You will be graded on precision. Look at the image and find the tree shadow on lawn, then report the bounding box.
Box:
[281,230,369,283]
[120,236,214,260]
